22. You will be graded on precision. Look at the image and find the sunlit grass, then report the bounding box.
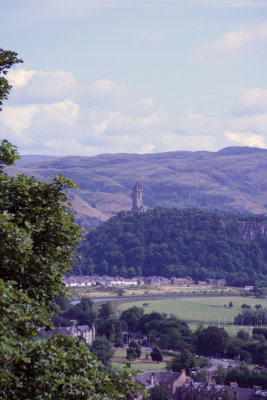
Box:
[117,296,267,324]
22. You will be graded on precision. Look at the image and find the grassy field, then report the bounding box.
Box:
[117,296,267,325]
[112,348,170,372]
[68,284,239,300]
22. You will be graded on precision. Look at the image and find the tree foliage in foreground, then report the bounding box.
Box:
[1,333,138,400]
[0,138,140,398]
[0,50,141,399]
[148,384,170,400]
[75,208,267,286]
[0,48,22,110]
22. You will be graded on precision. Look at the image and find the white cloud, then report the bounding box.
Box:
[231,113,267,134]
[1,105,38,134]
[35,100,79,127]
[3,67,267,156]
[234,88,267,115]
[225,130,266,148]
[8,70,78,105]
[192,22,267,59]
[228,88,267,138]
[8,69,37,87]
[93,111,121,135]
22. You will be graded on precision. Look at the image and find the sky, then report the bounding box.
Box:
[1,0,267,156]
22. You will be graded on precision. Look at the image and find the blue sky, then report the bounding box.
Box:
[1,0,267,155]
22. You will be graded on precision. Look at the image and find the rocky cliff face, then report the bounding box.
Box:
[222,220,267,241]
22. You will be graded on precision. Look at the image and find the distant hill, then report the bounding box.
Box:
[74,208,267,288]
[5,146,267,230]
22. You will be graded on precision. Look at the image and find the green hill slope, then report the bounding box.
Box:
[75,208,267,288]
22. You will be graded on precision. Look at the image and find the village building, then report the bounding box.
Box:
[135,370,189,400]
[40,324,95,344]
[134,372,265,400]
[137,278,145,285]
[170,277,190,285]
[216,278,226,286]
[176,380,256,400]
[198,280,207,285]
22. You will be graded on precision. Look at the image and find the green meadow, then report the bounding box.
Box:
[117,296,267,325]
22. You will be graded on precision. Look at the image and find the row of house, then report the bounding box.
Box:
[65,275,229,288]
[65,275,138,287]
[135,371,266,400]
[64,275,195,288]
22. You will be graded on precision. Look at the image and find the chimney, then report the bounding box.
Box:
[150,372,155,386]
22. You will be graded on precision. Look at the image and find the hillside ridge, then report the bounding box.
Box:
[5,146,267,229]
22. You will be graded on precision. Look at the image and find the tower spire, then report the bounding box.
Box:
[131,181,144,213]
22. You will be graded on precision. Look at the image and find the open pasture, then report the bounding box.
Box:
[69,284,238,300]
[112,349,170,372]
[117,296,267,325]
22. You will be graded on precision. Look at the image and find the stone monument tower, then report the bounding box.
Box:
[131,181,144,213]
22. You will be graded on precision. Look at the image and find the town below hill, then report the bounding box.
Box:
[74,208,267,292]
[6,146,267,230]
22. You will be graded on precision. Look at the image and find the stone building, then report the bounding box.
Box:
[132,181,144,213]
[40,324,96,344]
[66,324,96,344]
[136,370,189,399]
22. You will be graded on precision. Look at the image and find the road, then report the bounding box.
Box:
[138,345,229,374]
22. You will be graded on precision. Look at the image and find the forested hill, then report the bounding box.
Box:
[75,208,267,287]
[5,146,267,230]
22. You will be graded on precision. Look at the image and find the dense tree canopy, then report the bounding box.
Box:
[120,306,145,332]
[150,346,163,363]
[75,208,267,286]
[196,326,229,356]
[127,340,142,361]
[225,366,267,390]
[234,308,267,326]
[170,349,197,374]
[90,336,114,367]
